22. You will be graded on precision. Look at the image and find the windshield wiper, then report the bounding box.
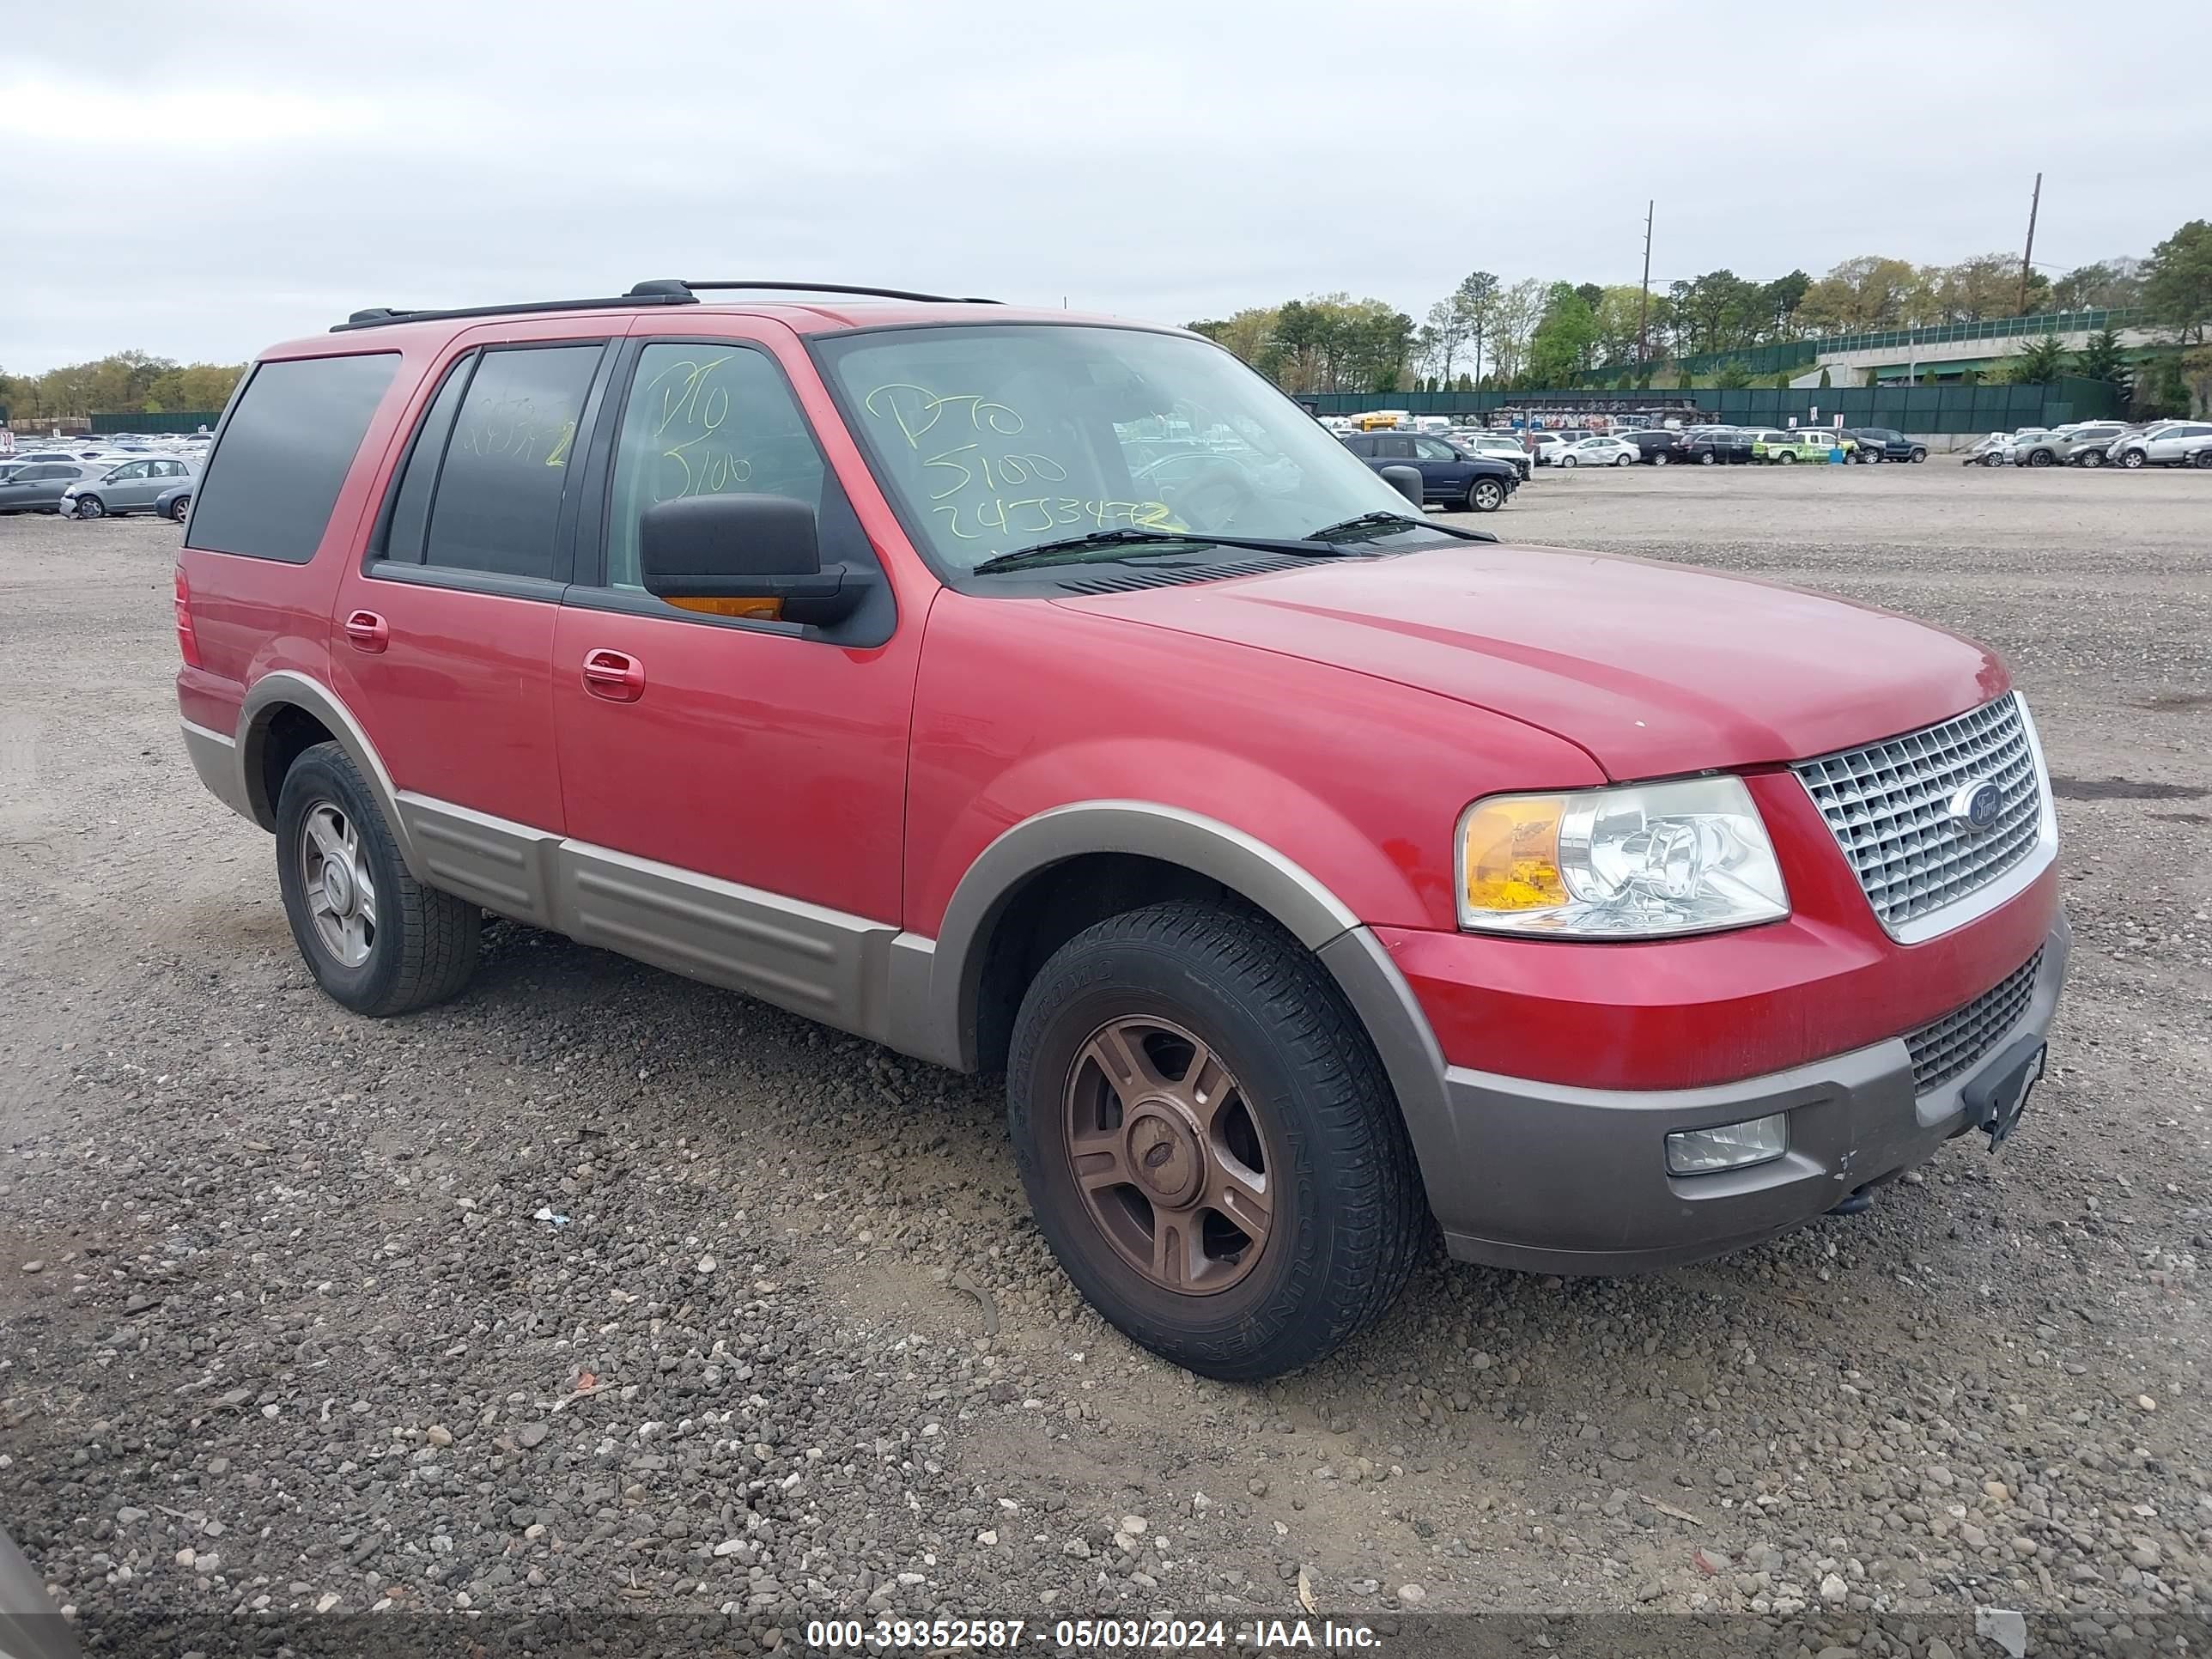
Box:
[1305,510,1498,545]
[969,527,1360,575]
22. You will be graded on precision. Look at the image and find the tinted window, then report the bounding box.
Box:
[604,343,830,590]
[380,354,477,563]
[420,345,602,581]
[1413,437,1456,460]
[188,352,399,562]
[1376,435,1415,459]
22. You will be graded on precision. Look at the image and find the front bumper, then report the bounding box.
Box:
[1422,914,2069,1273]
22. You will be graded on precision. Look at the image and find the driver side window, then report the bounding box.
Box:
[605,343,829,590]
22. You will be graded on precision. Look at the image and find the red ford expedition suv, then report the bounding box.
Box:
[176,281,2068,1379]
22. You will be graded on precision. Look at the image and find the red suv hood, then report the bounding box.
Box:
[1053,544,2008,779]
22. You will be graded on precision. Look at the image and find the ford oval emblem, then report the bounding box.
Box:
[1949,779,2003,833]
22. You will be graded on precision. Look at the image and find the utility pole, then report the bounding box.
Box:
[2017,173,2042,314]
[1636,199,1654,371]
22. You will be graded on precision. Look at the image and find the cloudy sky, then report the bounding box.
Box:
[4,1,2207,371]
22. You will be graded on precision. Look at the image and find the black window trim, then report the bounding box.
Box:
[362,338,616,596]
[559,332,890,644]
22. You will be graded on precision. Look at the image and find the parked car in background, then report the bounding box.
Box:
[1960,433,2008,466]
[1341,430,1519,510]
[2109,421,2212,469]
[1753,430,1842,464]
[1524,432,1566,466]
[1456,431,1534,480]
[1616,428,1687,465]
[2006,423,2123,469]
[1553,435,1638,468]
[153,480,195,523]
[60,455,198,518]
[1844,428,1928,464]
[1680,427,1757,465]
[0,459,103,514]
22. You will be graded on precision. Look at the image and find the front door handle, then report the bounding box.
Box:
[581,647,646,702]
[343,610,389,653]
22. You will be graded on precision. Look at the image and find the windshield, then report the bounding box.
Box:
[815,324,1414,574]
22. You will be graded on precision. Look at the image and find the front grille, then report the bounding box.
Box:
[1904,949,2044,1093]
[1792,693,2044,935]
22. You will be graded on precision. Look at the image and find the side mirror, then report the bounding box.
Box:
[639,494,866,626]
[1378,465,1424,507]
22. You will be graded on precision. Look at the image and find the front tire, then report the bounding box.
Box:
[2079,449,2104,468]
[1467,477,1504,512]
[2027,448,2053,467]
[2194,449,2212,469]
[1559,453,1577,468]
[276,742,480,1017]
[1908,448,1927,463]
[1007,902,1424,1381]
[2119,448,2146,469]
[74,495,105,520]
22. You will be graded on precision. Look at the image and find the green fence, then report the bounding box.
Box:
[1304,378,2121,434]
[88,410,225,434]
[1577,307,2149,384]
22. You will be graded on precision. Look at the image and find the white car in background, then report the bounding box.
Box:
[1524,431,1567,466]
[1554,435,1639,468]
[2110,419,2212,468]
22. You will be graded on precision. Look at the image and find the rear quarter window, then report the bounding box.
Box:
[187,352,400,562]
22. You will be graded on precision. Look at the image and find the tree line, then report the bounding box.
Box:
[1,350,246,425]
[1189,219,2212,409]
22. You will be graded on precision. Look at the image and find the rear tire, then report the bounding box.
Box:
[1698,450,1716,465]
[167,494,191,522]
[1652,450,1668,465]
[1777,451,1796,465]
[1006,902,1425,1381]
[275,742,480,1017]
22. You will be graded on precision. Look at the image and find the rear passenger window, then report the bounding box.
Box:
[418,345,602,580]
[186,352,399,562]
[604,343,828,589]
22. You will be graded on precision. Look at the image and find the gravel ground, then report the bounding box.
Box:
[1,465,2207,1656]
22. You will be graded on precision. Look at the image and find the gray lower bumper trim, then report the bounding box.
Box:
[1428,915,2070,1274]
[179,718,253,824]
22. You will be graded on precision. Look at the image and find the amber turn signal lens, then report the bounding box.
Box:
[665,596,783,621]
[1459,796,1568,913]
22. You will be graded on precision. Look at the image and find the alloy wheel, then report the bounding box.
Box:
[298,801,378,969]
[1062,1015,1273,1296]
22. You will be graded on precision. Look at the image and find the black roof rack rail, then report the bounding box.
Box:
[329,280,996,333]
[331,290,700,333]
[635,279,1000,304]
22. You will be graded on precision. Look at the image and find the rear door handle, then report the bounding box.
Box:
[343,610,389,653]
[581,647,646,702]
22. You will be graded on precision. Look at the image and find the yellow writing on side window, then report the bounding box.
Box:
[640,354,756,501]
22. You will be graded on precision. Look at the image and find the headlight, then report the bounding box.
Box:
[1455,775,1788,938]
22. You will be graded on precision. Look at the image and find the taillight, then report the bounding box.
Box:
[174,565,202,668]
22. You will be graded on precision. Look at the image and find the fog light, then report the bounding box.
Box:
[1666,1113,1789,1176]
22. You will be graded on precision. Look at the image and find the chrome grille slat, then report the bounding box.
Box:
[1792,693,2043,933]
[1904,949,2043,1093]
